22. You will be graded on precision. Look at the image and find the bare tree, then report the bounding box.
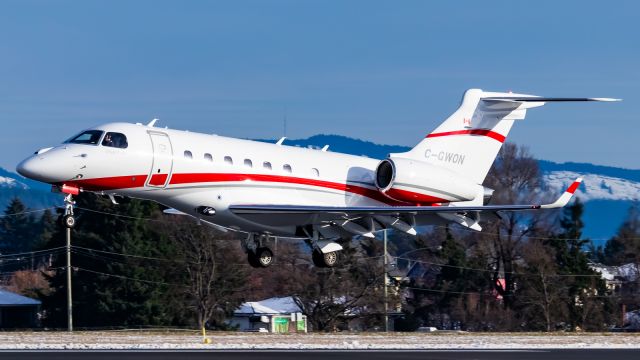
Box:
[168,219,248,329]
[482,143,550,311]
[291,243,383,331]
[517,240,568,331]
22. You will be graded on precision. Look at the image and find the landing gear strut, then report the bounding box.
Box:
[62,194,76,229]
[243,234,274,268]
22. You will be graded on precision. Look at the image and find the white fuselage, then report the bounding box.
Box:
[18,122,444,235]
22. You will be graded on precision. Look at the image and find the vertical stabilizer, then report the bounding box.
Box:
[397,89,546,184]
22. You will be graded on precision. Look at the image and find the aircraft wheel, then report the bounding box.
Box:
[63,215,76,229]
[312,249,338,268]
[322,251,338,268]
[256,247,274,268]
[247,251,261,268]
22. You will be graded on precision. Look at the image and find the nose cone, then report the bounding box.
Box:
[17,152,74,184]
[17,156,48,183]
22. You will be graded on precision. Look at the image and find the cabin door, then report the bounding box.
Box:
[146,132,173,188]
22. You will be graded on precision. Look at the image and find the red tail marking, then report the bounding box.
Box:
[426,129,506,143]
[566,181,581,194]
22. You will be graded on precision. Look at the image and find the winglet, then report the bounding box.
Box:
[541,177,583,209]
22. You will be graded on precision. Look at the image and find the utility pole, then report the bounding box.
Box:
[66,226,73,332]
[383,229,388,332]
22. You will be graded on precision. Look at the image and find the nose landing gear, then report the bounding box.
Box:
[62,194,76,229]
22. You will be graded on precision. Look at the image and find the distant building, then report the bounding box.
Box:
[229,296,307,333]
[590,262,639,294]
[0,288,41,328]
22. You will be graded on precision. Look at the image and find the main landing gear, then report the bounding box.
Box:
[312,248,338,268]
[243,234,275,268]
[242,233,342,269]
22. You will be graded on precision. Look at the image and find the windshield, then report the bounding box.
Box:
[64,130,104,145]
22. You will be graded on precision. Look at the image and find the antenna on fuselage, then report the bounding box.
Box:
[147,118,159,127]
[321,145,329,152]
[276,137,286,146]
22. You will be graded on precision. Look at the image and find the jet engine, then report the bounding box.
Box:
[374,157,478,204]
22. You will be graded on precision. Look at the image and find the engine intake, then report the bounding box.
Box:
[375,157,478,204]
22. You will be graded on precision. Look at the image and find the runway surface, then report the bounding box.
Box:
[1,350,639,360]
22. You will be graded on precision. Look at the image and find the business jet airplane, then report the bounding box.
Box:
[16,89,618,268]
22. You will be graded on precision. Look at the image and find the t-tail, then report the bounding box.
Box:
[396,89,620,184]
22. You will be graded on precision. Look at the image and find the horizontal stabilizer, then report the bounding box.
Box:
[482,97,621,103]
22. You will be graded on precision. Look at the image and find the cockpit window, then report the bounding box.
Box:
[65,130,104,145]
[102,132,128,149]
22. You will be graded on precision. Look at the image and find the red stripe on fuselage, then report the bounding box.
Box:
[66,172,446,206]
[383,188,448,204]
[67,175,148,191]
[426,129,506,143]
[148,174,168,186]
[168,173,423,206]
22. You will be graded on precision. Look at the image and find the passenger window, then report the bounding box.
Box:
[102,132,128,149]
[66,130,104,145]
[312,168,320,177]
[204,153,213,162]
[224,156,233,165]
[283,164,292,173]
[184,150,193,159]
[244,159,253,168]
[263,161,272,170]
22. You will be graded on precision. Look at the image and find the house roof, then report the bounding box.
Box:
[591,263,639,281]
[235,296,301,315]
[0,288,41,306]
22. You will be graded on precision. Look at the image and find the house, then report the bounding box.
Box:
[0,288,41,328]
[229,296,307,333]
[590,262,639,294]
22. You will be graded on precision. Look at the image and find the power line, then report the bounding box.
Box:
[72,245,189,263]
[402,285,624,300]
[0,207,56,218]
[72,207,164,223]
[0,246,67,258]
[395,256,603,278]
[74,266,188,288]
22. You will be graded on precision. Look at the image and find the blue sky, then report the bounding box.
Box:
[1,0,638,170]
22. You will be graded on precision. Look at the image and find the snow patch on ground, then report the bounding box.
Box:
[544,171,640,201]
[0,332,639,349]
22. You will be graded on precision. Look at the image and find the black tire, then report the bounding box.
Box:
[63,215,75,229]
[312,249,327,268]
[256,247,273,268]
[312,249,338,268]
[247,251,261,268]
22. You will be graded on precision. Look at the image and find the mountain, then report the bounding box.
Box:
[2,135,637,242]
[0,167,60,212]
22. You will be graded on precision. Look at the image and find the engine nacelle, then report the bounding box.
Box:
[374,157,478,204]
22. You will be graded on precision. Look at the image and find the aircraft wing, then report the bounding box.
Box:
[229,178,582,234]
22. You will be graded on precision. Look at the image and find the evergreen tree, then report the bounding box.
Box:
[40,193,179,328]
[546,198,612,330]
[0,198,38,255]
